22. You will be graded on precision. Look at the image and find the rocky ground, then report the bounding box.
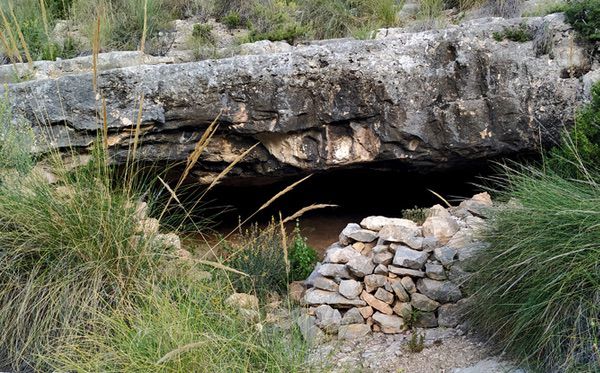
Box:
[308,328,524,373]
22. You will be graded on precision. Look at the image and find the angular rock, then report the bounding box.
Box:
[393,302,412,319]
[387,266,426,277]
[338,324,371,340]
[360,216,418,232]
[339,279,363,299]
[446,228,474,250]
[422,216,459,244]
[457,242,490,263]
[374,264,389,275]
[428,204,452,219]
[447,264,470,284]
[425,263,447,280]
[296,314,325,344]
[400,276,417,293]
[347,256,375,277]
[373,250,394,265]
[352,242,365,252]
[318,263,352,279]
[358,305,374,319]
[374,288,395,304]
[422,236,440,252]
[313,275,339,292]
[361,291,393,315]
[347,229,378,243]
[415,311,438,328]
[226,293,259,310]
[339,223,361,245]
[315,304,342,334]
[372,312,404,333]
[288,281,306,303]
[378,225,422,249]
[410,292,440,312]
[304,263,322,287]
[324,244,361,264]
[434,246,457,267]
[392,246,429,269]
[364,274,387,289]
[438,298,471,328]
[389,278,410,302]
[304,288,367,307]
[341,307,364,325]
[417,278,462,303]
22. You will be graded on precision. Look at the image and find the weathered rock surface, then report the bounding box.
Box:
[5,15,592,184]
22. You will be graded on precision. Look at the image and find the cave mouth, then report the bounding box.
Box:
[181,160,499,252]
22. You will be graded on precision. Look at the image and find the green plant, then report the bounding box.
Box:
[288,222,317,282]
[468,161,600,371]
[226,222,289,298]
[222,10,243,29]
[492,23,533,42]
[563,0,600,41]
[407,331,425,353]
[401,206,427,225]
[0,94,34,175]
[246,1,307,43]
[191,23,215,45]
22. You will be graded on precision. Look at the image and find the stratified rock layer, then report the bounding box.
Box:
[3,15,594,184]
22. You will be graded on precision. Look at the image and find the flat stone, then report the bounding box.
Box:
[347,229,378,243]
[393,302,412,319]
[314,304,342,334]
[378,225,422,249]
[422,236,440,252]
[415,311,438,328]
[361,291,393,315]
[389,278,410,302]
[364,274,387,289]
[318,263,352,279]
[400,276,417,293]
[410,292,440,312]
[352,242,365,251]
[324,244,361,264]
[360,216,418,231]
[304,288,367,307]
[373,250,394,265]
[358,305,374,319]
[425,263,447,280]
[339,279,363,299]
[434,246,457,267]
[374,264,389,275]
[392,246,429,269]
[387,266,425,277]
[304,263,322,287]
[446,228,474,250]
[296,314,325,344]
[417,278,462,303]
[341,307,364,325]
[338,323,371,340]
[422,216,459,244]
[313,275,339,292]
[374,288,395,304]
[372,312,404,333]
[346,256,375,277]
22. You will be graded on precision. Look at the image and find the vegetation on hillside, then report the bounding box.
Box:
[468,81,600,372]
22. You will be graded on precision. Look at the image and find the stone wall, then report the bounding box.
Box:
[300,193,492,340]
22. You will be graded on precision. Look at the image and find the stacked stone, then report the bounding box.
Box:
[302,193,492,340]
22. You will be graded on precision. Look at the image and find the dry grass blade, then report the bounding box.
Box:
[8,2,32,68]
[0,31,18,77]
[428,189,452,208]
[101,97,108,152]
[158,176,181,205]
[39,0,49,37]
[282,204,337,224]
[189,259,249,277]
[139,0,148,54]
[258,174,311,213]
[279,212,290,278]
[92,16,100,92]
[0,6,22,64]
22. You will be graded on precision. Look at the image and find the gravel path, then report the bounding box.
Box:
[308,328,524,373]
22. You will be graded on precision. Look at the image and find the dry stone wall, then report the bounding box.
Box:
[301,193,492,340]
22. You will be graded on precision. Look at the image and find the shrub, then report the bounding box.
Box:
[401,206,427,225]
[563,0,600,42]
[468,162,600,371]
[222,11,243,29]
[191,23,215,45]
[246,1,308,43]
[492,23,533,42]
[226,222,289,298]
[288,223,317,282]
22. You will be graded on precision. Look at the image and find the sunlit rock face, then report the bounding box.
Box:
[4,14,595,184]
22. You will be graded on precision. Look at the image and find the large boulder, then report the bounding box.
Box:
[4,15,590,185]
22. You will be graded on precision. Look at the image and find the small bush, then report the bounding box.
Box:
[288,223,317,282]
[226,222,289,298]
[191,23,215,45]
[563,0,600,42]
[407,331,425,353]
[222,11,243,29]
[401,206,427,225]
[246,1,308,43]
[492,23,533,42]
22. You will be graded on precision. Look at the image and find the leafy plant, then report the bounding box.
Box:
[401,206,427,225]
[407,331,425,353]
[563,0,600,41]
[288,222,317,282]
[222,10,243,29]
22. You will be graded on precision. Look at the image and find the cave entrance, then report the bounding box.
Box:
[187,161,496,254]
